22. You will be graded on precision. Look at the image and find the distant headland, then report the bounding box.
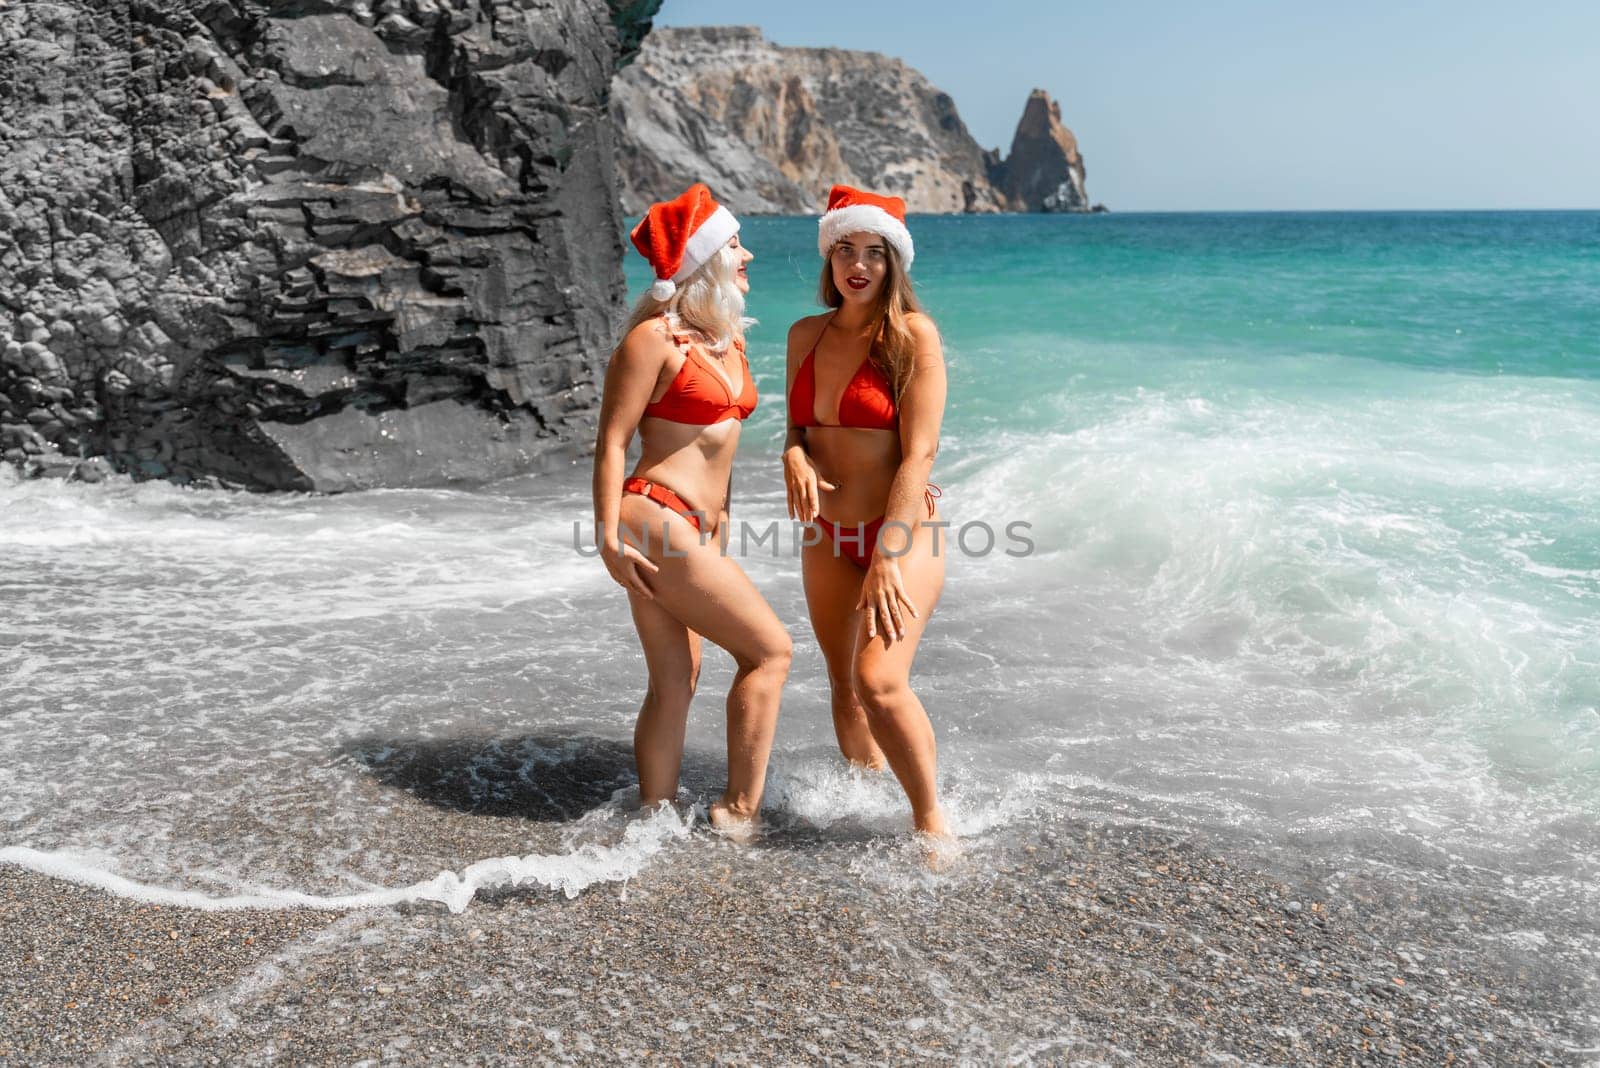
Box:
[611,26,1105,215]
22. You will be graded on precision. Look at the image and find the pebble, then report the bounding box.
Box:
[8,812,1580,1066]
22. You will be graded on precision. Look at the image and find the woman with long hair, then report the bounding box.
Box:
[783,185,950,840]
[594,184,791,837]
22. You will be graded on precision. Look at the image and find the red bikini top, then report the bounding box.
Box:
[787,344,897,430]
[642,333,758,425]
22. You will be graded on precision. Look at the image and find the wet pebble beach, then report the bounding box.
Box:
[4,815,1593,1066]
[6,211,1600,1065]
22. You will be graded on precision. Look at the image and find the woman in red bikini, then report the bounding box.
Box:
[594,184,791,838]
[783,185,950,840]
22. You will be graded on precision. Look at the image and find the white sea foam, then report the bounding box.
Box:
[0,802,692,914]
[3,349,1597,917]
[763,751,1055,840]
[921,359,1600,884]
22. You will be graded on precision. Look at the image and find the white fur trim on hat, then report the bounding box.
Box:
[649,278,677,300]
[817,205,914,268]
[670,204,740,284]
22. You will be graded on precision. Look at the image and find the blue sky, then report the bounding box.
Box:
[652,1,1600,211]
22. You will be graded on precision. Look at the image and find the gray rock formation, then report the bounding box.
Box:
[611,26,1094,217]
[611,26,1009,215]
[990,88,1089,213]
[0,0,659,491]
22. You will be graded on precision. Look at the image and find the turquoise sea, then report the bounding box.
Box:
[706,209,1600,818]
[3,214,1597,990]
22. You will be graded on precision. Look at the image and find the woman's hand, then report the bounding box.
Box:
[857,554,919,645]
[600,538,660,598]
[783,443,838,522]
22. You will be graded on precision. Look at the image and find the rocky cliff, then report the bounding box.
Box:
[611,26,1093,216]
[0,0,659,491]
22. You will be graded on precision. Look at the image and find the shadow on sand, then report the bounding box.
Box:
[339,733,727,822]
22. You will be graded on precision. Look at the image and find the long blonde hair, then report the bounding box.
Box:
[817,241,926,399]
[614,244,754,356]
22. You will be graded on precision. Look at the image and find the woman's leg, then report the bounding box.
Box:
[627,592,702,805]
[801,532,886,768]
[850,517,948,835]
[621,496,792,829]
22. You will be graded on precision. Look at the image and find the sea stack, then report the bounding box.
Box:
[988,89,1090,213]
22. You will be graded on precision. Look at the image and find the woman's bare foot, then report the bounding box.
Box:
[913,805,950,837]
[916,831,962,872]
[708,795,762,844]
[913,808,960,870]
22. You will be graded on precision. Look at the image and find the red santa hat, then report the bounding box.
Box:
[629,183,741,301]
[816,184,914,268]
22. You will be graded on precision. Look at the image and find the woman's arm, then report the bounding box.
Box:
[860,313,947,641]
[715,467,732,550]
[782,316,835,521]
[876,314,946,553]
[593,321,669,595]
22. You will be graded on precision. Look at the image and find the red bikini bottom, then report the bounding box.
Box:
[815,484,940,568]
[623,476,704,533]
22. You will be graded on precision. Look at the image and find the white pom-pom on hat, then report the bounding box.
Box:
[816,184,914,268]
[630,183,740,301]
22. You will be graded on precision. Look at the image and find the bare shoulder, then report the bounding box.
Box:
[905,311,942,342]
[905,312,944,363]
[787,313,830,347]
[786,312,830,362]
[616,315,677,366]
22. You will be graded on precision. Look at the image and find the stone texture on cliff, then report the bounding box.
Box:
[991,88,1089,213]
[0,0,659,491]
[611,26,1016,215]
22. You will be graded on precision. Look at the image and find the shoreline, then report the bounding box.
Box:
[4,818,1593,1066]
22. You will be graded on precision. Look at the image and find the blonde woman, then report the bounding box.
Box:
[594,184,790,836]
[783,185,950,839]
